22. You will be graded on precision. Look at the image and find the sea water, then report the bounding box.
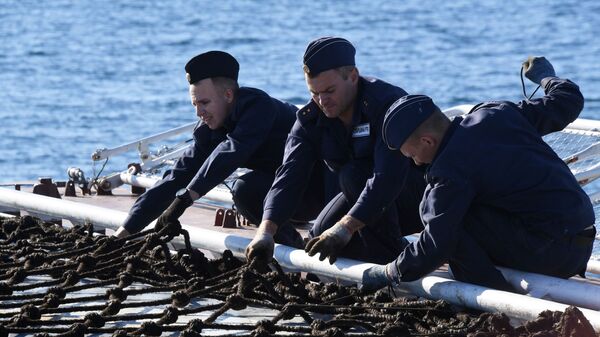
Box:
[1,0,599,256]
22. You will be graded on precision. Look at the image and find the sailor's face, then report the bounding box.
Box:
[400,137,435,166]
[305,68,356,119]
[189,79,229,130]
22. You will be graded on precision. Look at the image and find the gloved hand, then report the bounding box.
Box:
[245,230,275,263]
[155,197,191,233]
[360,264,393,292]
[305,222,353,264]
[522,56,556,85]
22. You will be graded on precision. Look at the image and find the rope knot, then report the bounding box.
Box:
[111,330,128,337]
[143,233,162,249]
[24,252,46,270]
[65,323,86,337]
[311,319,326,332]
[138,321,162,336]
[47,287,66,299]
[42,293,61,309]
[253,320,276,336]
[186,277,205,292]
[76,254,97,272]
[20,304,41,320]
[157,306,179,325]
[324,327,345,337]
[19,215,37,229]
[226,294,247,311]
[106,288,127,302]
[8,268,27,285]
[101,300,122,316]
[186,319,204,333]
[281,302,297,320]
[61,270,80,287]
[117,272,133,288]
[8,314,29,327]
[171,290,190,308]
[0,281,12,296]
[84,312,105,328]
[92,236,120,256]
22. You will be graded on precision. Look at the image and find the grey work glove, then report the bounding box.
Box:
[305,222,353,264]
[245,231,275,263]
[360,264,394,293]
[155,197,191,233]
[522,56,556,85]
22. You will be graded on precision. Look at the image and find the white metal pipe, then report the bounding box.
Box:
[485,267,600,310]
[588,259,600,275]
[138,144,192,171]
[400,275,600,332]
[118,172,234,207]
[91,122,196,161]
[2,189,600,331]
[443,105,600,133]
[442,104,474,118]
[118,172,160,188]
[433,267,600,311]
[566,118,600,133]
[575,164,600,185]
[0,188,127,228]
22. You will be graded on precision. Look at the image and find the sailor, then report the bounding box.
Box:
[113,51,323,247]
[362,56,595,292]
[245,37,426,264]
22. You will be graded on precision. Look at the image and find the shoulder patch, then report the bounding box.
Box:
[297,100,320,123]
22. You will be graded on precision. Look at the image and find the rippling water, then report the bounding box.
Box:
[1,1,600,254]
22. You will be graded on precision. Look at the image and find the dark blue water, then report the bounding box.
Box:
[1,1,600,255]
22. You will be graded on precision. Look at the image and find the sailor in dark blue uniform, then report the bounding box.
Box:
[113,51,319,246]
[362,56,595,292]
[245,37,426,264]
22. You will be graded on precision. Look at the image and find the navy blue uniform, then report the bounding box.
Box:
[390,77,594,290]
[122,87,300,234]
[263,77,426,264]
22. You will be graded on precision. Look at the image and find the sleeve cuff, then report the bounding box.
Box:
[262,208,283,226]
[348,202,379,225]
[385,262,402,284]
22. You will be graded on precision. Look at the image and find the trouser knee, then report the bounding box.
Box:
[231,171,273,225]
[338,162,370,202]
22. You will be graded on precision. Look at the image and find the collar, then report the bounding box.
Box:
[430,117,462,165]
[221,91,243,132]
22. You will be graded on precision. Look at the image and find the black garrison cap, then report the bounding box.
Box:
[383,95,441,150]
[303,37,356,75]
[185,51,239,84]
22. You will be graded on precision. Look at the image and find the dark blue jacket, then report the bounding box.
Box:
[263,77,415,226]
[122,87,297,233]
[392,77,592,281]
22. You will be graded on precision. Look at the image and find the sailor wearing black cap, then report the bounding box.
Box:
[362,56,595,292]
[246,37,426,264]
[114,51,324,244]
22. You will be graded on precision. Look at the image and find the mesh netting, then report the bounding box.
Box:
[544,128,600,175]
[0,216,597,337]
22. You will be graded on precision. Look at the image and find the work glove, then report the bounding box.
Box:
[245,231,275,263]
[522,56,556,85]
[360,264,394,293]
[155,197,191,233]
[305,222,353,264]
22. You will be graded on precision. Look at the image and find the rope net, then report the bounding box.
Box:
[0,216,597,337]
